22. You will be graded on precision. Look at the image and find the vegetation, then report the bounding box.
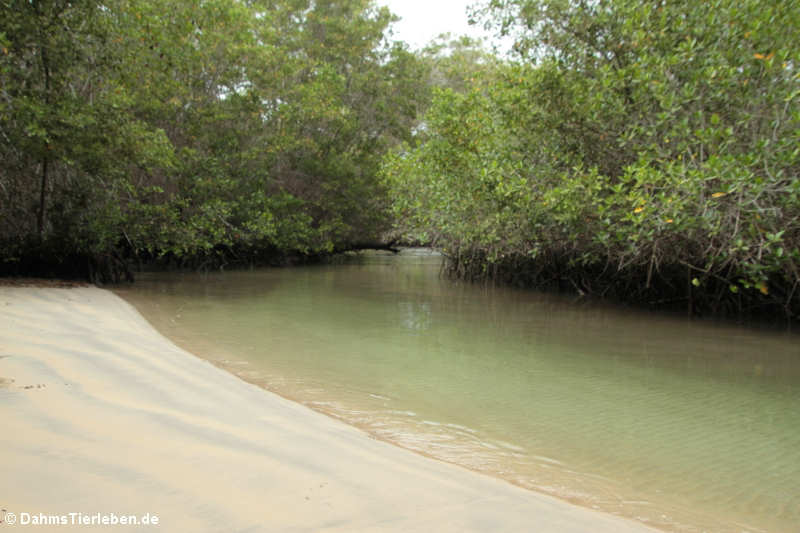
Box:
[2,0,798,319]
[1,0,428,281]
[382,0,800,319]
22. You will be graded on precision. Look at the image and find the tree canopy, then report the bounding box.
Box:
[382,0,800,318]
[2,0,797,319]
[1,0,428,279]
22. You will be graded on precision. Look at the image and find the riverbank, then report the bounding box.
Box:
[0,286,657,532]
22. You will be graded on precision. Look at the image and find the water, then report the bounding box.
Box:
[116,249,800,532]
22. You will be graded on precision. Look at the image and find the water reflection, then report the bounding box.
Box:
[398,301,432,332]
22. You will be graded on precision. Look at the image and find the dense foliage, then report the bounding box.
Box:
[3,0,798,319]
[383,0,800,319]
[1,0,428,280]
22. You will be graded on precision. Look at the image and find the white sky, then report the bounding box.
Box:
[376,0,500,51]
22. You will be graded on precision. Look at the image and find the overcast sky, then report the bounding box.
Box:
[375,0,500,51]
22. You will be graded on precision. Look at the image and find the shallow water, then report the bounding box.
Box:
[117,249,800,532]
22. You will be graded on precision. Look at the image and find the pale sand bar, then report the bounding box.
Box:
[0,287,657,532]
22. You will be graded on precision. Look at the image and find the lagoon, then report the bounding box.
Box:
[117,249,800,532]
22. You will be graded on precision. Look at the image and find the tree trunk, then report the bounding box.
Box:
[37,156,48,239]
[34,0,52,241]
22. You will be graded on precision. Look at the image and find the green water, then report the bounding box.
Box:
[116,249,800,532]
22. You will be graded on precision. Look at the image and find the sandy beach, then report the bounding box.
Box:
[0,287,657,532]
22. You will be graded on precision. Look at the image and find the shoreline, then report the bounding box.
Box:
[1,286,658,532]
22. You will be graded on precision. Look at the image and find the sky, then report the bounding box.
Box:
[375,0,502,51]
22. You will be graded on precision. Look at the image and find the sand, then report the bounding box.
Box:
[0,287,658,532]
